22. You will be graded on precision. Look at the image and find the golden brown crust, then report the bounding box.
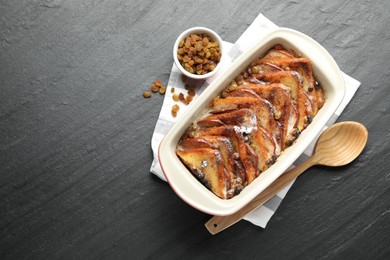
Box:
[176,148,228,198]
[227,83,295,148]
[253,71,313,131]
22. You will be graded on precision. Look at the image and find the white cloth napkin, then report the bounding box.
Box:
[150,13,360,228]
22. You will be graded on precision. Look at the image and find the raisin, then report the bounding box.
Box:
[154,79,162,87]
[159,86,166,94]
[143,91,151,98]
[172,104,180,112]
[172,94,179,102]
[151,84,159,92]
[187,88,195,97]
[171,110,177,117]
[186,95,193,103]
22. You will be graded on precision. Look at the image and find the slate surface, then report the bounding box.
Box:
[1,0,389,259]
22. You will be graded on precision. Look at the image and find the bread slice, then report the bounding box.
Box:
[178,135,238,191]
[259,56,325,115]
[197,108,276,173]
[253,71,313,131]
[212,97,282,155]
[176,148,230,199]
[263,44,296,59]
[225,83,299,148]
[197,108,258,130]
[194,126,259,184]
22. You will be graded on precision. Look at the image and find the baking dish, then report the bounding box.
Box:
[158,28,345,216]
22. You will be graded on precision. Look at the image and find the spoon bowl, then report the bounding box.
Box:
[205,121,368,235]
[313,121,368,166]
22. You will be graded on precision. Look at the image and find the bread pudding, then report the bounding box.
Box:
[176,44,325,199]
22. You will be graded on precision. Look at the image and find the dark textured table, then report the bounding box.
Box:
[1,1,389,259]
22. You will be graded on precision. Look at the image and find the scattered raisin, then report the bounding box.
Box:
[143,91,151,98]
[172,104,180,112]
[143,79,167,98]
[187,88,195,97]
[186,95,193,103]
[151,84,159,92]
[172,94,179,102]
[154,79,162,87]
[159,86,167,94]
[171,104,180,117]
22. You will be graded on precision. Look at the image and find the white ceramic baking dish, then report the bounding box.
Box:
[159,28,345,216]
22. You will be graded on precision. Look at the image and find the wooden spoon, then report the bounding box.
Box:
[205,121,368,235]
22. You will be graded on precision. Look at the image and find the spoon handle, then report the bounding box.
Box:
[205,156,316,235]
